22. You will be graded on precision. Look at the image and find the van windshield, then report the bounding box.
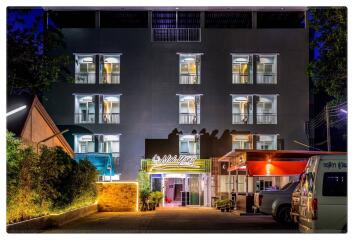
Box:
[280,182,292,190]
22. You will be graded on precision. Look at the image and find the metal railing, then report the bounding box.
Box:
[179,113,200,124]
[75,72,96,84]
[232,113,252,124]
[101,73,120,84]
[256,73,277,84]
[232,74,251,84]
[256,113,277,124]
[152,28,201,42]
[101,113,120,124]
[75,113,95,123]
[180,74,200,84]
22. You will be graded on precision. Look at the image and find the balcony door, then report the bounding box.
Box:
[232,95,253,124]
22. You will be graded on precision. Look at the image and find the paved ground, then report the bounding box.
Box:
[44,207,299,233]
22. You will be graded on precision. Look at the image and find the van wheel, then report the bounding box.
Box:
[276,205,292,224]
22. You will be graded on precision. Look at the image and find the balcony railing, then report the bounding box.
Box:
[232,74,251,84]
[256,73,277,84]
[101,113,120,124]
[232,113,252,124]
[180,74,200,84]
[152,28,201,42]
[75,113,95,123]
[101,73,120,84]
[75,72,96,84]
[179,113,200,124]
[256,113,277,124]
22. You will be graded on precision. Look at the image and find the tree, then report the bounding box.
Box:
[307,7,347,104]
[7,8,73,96]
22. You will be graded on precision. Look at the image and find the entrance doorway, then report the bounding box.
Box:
[164,178,185,207]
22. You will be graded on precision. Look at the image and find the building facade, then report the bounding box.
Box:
[43,7,309,192]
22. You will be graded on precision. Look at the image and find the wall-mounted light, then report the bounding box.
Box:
[7,105,27,117]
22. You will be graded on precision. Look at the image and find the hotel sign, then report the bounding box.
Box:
[141,155,211,173]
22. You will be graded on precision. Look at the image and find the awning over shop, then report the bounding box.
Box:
[246,160,307,176]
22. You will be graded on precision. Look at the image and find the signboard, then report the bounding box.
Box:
[141,155,211,173]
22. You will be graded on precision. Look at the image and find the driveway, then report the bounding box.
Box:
[44,207,299,233]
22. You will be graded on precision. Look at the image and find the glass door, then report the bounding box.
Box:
[188,174,200,205]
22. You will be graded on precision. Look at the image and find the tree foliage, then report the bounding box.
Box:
[307,7,347,103]
[7,9,73,96]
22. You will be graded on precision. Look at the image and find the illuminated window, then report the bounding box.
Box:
[256,95,277,124]
[179,135,200,157]
[232,54,253,84]
[74,135,95,153]
[255,134,277,150]
[179,54,201,84]
[99,95,120,124]
[256,54,277,84]
[75,55,96,84]
[100,55,120,84]
[232,95,253,124]
[232,134,252,150]
[75,95,95,123]
[179,95,201,124]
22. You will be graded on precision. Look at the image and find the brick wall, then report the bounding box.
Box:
[96,182,138,212]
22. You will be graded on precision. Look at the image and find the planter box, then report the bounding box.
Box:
[7,204,98,233]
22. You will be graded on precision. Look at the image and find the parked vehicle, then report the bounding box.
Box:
[253,181,299,223]
[298,154,347,233]
[290,182,301,223]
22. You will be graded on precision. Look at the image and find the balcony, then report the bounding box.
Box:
[232,74,251,84]
[257,73,276,84]
[256,113,277,124]
[179,113,200,124]
[232,113,252,124]
[101,113,120,124]
[75,113,95,123]
[180,74,200,84]
[75,73,96,84]
[152,28,201,42]
[101,73,120,84]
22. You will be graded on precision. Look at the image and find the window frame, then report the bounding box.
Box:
[74,54,96,84]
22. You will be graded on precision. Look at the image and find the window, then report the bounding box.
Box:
[232,55,253,84]
[99,95,120,124]
[232,95,253,124]
[256,55,277,84]
[255,134,277,150]
[99,55,120,84]
[74,135,95,153]
[100,11,148,28]
[179,54,201,84]
[232,134,252,150]
[205,11,252,28]
[48,11,96,28]
[75,95,95,123]
[257,11,305,29]
[322,172,347,196]
[179,95,201,124]
[98,135,120,155]
[75,55,96,84]
[179,135,200,158]
[256,95,277,124]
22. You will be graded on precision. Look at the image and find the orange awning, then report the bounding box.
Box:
[245,160,307,176]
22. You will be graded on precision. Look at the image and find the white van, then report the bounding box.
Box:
[298,154,347,233]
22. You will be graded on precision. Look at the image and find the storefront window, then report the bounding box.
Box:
[232,54,253,84]
[179,54,201,84]
[75,55,96,84]
[100,55,120,84]
[179,95,201,124]
[255,134,277,150]
[179,135,200,158]
[75,95,95,123]
[232,134,252,149]
[256,54,277,84]
[232,95,253,124]
[74,135,95,153]
[256,95,277,124]
[99,95,120,124]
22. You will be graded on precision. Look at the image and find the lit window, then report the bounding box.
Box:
[98,135,120,155]
[75,95,95,123]
[256,95,277,124]
[232,95,253,124]
[232,54,253,84]
[75,55,96,84]
[255,134,277,150]
[179,95,201,124]
[99,95,120,124]
[100,55,120,84]
[179,54,201,84]
[256,55,277,84]
[179,135,200,158]
[74,135,95,153]
[232,134,252,150]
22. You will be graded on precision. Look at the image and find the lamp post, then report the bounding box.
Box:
[36,129,69,154]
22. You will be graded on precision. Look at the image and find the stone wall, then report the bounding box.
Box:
[96,182,138,212]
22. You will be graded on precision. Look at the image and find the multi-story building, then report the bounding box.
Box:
[43,7,309,205]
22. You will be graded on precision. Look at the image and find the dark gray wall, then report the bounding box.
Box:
[44,14,309,180]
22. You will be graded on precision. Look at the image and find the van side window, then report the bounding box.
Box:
[322,172,347,196]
